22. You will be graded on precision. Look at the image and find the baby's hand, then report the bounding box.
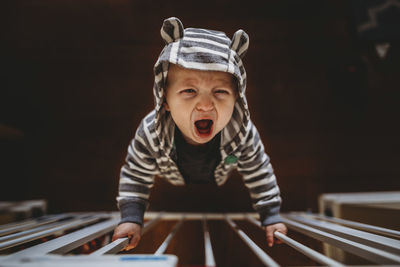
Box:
[112,222,142,251]
[264,222,287,247]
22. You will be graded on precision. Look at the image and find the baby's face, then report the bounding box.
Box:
[165,64,237,145]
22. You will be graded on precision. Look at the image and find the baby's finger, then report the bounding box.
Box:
[124,235,140,251]
[123,243,135,251]
[266,229,274,247]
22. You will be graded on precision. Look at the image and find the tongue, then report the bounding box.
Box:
[196,120,210,129]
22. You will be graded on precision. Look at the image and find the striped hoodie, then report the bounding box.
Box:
[117,17,282,226]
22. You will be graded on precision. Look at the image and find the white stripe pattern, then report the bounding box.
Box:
[169,41,179,64]
[120,177,151,186]
[172,19,180,41]
[187,30,229,39]
[238,155,269,173]
[183,37,230,49]
[180,46,229,59]
[160,29,173,44]
[242,164,272,180]
[122,166,155,182]
[246,174,276,189]
[119,191,149,199]
[250,186,278,199]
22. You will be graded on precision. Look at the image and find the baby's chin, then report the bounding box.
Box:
[185,133,214,145]
[183,128,215,145]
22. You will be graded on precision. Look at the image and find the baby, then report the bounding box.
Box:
[113,17,287,250]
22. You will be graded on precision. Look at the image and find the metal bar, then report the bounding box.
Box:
[90,213,164,256]
[274,231,344,267]
[0,216,103,251]
[0,216,83,243]
[225,217,280,267]
[4,214,120,260]
[144,212,258,221]
[142,212,164,235]
[286,214,400,255]
[245,216,344,267]
[202,216,216,267]
[0,214,70,236]
[90,237,129,256]
[310,213,400,239]
[154,216,184,255]
[0,216,45,232]
[282,216,400,265]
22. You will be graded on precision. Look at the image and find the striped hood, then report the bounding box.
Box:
[153,17,251,155]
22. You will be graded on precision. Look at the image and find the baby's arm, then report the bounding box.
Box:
[237,121,287,246]
[115,116,159,250]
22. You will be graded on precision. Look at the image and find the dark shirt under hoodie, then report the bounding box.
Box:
[174,128,221,184]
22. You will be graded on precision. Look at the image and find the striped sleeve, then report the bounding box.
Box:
[116,116,160,226]
[237,122,282,226]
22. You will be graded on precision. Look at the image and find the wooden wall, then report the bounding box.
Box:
[2,0,400,215]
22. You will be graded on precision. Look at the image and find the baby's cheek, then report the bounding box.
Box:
[222,110,234,126]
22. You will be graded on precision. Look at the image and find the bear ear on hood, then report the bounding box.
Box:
[230,29,249,59]
[160,17,184,44]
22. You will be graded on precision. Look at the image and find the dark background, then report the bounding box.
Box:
[2,0,400,214]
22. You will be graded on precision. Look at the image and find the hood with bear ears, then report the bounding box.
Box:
[152,17,250,155]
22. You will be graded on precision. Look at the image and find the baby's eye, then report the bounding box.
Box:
[215,89,230,95]
[181,88,196,94]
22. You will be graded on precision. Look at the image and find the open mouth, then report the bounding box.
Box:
[194,119,213,136]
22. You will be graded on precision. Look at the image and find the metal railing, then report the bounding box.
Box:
[0,211,399,266]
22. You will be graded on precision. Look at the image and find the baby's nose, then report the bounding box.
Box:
[196,95,214,111]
